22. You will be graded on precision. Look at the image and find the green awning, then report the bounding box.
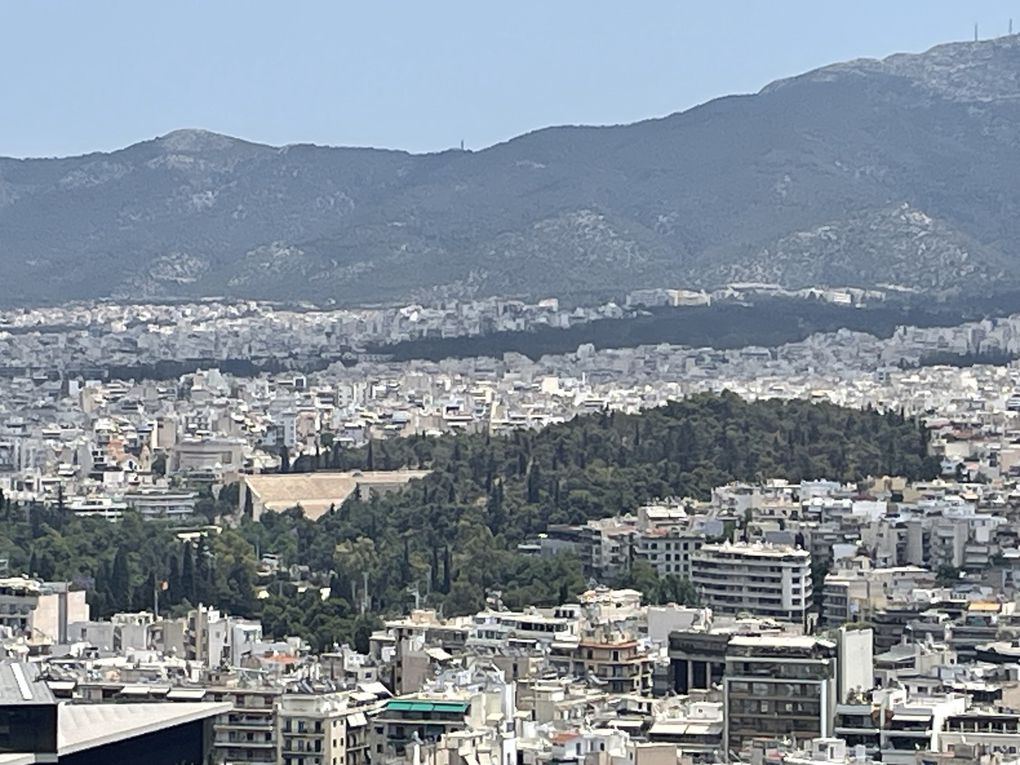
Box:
[385,700,469,714]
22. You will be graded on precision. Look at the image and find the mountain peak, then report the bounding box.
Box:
[764,35,1020,102]
[155,128,247,152]
[3,38,1020,305]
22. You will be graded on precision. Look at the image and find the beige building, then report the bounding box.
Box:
[548,635,655,695]
[279,691,372,765]
[207,684,282,765]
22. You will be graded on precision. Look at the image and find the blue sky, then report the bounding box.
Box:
[1,0,1016,157]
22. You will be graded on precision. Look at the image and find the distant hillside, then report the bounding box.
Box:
[5,36,1020,305]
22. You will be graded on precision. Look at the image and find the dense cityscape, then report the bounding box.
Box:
[4,288,1020,764]
[8,8,1020,765]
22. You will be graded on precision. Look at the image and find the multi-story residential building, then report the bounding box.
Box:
[207,684,282,765]
[948,601,1011,663]
[0,576,42,638]
[722,635,838,754]
[879,693,968,765]
[279,691,373,765]
[372,695,472,759]
[548,634,655,695]
[821,563,934,628]
[691,542,813,627]
[647,699,724,761]
[633,527,704,579]
[940,709,1020,760]
[0,576,89,646]
[184,604,266,669]
[122,487,198,520]
[667,630,731,695]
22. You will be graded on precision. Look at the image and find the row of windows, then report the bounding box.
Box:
[729,666,829,683]
[730,698,822,715]
[642,541,697,551]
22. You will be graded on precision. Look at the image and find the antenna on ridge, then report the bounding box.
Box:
[974,23,979,41]
[1011,18,1014,35]
[460,139,465,151]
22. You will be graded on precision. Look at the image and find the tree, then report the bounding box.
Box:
[181,544,196,604]
[935,563,960,586]
[110,548,131,612]
[0,394,938,639]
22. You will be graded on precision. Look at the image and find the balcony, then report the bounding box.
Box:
[214,735,278,748]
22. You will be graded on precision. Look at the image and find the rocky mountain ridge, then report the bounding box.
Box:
[4,36,1020,305]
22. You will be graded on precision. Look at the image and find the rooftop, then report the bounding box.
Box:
[57,701,232,755]
[0,662,54,705]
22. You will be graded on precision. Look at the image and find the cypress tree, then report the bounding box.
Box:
[181,544,196,604]
[110,548,131,612]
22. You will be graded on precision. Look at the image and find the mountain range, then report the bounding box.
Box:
[4,36,1020,306]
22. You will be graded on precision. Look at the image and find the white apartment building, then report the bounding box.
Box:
[691,541,813,626]
[0,577,89,645]
[123,488,198,520]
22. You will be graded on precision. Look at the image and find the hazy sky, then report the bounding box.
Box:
[2,0,1017,157]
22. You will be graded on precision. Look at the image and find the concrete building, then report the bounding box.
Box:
[548,635,655,695]
[279,691,372,765]
[171,436,246,481]
[0,577,89,649]
[207,684,282,765]
[372,696,472,760]
[691,542,813,627]
[122,488,198,520]
[722,635,838,755]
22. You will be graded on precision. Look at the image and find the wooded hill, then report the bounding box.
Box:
[3,394,937,651]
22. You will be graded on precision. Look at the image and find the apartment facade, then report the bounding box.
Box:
[691,542,813,626]
[279,691,372,765]
[548,636,655,695]
[723,635,838,754]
